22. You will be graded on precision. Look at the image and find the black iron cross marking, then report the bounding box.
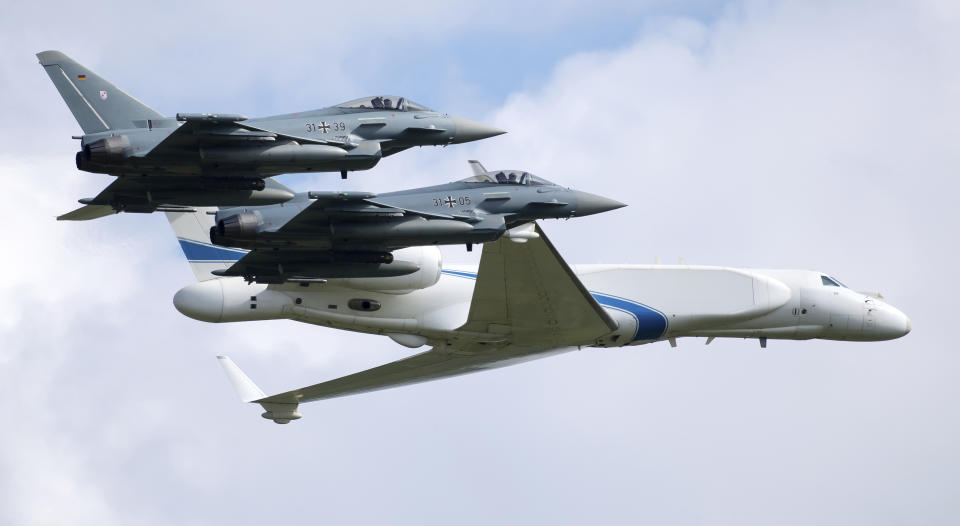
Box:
[318,121,331,133]
[444,196,456,207]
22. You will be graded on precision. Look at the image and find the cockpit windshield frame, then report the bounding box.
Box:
[335,96,434,112]
[821,275,847,287]
[458,171,554,186]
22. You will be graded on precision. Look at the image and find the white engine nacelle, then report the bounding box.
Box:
[333,246,443,294]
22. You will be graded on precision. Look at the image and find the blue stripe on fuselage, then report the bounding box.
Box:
[441,269,478,280]
[177,238,248,262]
[590,292,667,341]
[439,269,668,341]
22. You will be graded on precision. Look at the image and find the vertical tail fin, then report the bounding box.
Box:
[37,50,164,133]
[165,208,247,281]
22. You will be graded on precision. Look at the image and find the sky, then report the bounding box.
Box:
[1,1,958,524]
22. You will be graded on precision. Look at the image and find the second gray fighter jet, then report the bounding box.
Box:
[208,161,624,283]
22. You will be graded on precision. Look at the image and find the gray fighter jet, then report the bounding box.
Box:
[208,161,625,283]
[38,50,505,218]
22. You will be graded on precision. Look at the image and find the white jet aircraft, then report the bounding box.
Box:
[167,209,911,423]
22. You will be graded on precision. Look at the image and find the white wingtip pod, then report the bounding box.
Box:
[505,222,540,243]
[216,356,301,424]
[259,403,302,424]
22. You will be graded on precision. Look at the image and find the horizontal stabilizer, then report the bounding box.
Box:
[57,204,116,221]
[217,356,266,403]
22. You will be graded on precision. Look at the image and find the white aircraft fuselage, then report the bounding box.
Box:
[173,261,911,348]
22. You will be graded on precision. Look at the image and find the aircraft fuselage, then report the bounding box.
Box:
[75,107,469,178]
[173,264,911,348]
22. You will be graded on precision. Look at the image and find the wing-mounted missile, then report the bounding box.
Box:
[176,113,249,123]
[212,241,444,287]
[211,251,419,285]
[56,176,295,221]
[305,190,379,201]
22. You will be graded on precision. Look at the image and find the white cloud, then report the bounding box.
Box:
[0,1,958,525]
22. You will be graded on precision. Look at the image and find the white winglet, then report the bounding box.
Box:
[217,356,266,403]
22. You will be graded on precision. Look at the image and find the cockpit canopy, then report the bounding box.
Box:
[459,170,555,186]
[335,96,433,112]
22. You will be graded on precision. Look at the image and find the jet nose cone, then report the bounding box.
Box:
[885,306,911,339]
[886,311,912,340]
[450,117,506,144]
[572,190,627,217]
[900,313,911,337]
[866,304,911,340]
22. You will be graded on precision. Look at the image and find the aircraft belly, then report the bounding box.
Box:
[416,297,473,333]
[289,305,419,332]
[686,325,824,339]
[272,274,472,338]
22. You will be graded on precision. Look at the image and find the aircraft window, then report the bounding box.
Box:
[458,171,555,186]
[524,174,553,186]
[403,99,432,111]
[336,96,433,112]
[821,275,842,287]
